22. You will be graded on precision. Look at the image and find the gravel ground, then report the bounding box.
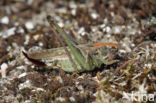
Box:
[0,0,156,103]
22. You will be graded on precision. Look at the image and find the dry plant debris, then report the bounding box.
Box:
[0,0,156,103]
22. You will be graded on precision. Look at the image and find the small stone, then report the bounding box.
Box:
[144,63,152,68]
[78,27,85,36]
[131,43,135,47]
[105,26,111,33]
[36,88,45,91]
[100,24,106,28]
[56,97,65,102]
[24,35,30,45]
[27,0,34,5]
[119,49,126,53]
[71,9,76,16]
[18,73,27,78]
[69,2,77,9]
[38,42,43,47]
[33,35,39,40]
[16,65,25,70]
[0,63,8,78]
[7,27,16,37]
[1,16,9,24]
[56,76,63,83]
[113,26,121,34]
[18,27,24,33]
[18,80,31,90]
[58,22,64,28]
[81,32,86,36]
[56,8,67,14]
[69,96,75,102]
[14,22,19,26]
[25,22,34,30]
[77,85,83,90]
[91,13,98,19]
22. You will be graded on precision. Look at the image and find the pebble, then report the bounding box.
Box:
[105,26,111,33]
[6,27,16,37]
[91,13,98,19]
[16,65,25,70]
[27,0,34,5]
[18,72,27,78]
[58,22,64,28]
[100,24,106,28]
[36,88,45,91]
[18,80,31,90]
[56,8,67,14]
[71,9,76,16]
[1,16,9,24]
[81,31,86,36]
[131,43,135,47]
[77,85,83,90]
[119,49,126,53]
[24,35,30,45]
[17,27,24,33]
[78,27,86,36]
[56,97,65,102]
[38,42,43,47]
[69,2,77,9]
[25,21,34,30]
[24,100,31,103]
[56,76,63,83]
[0,63,8,78]
[69,96,75,102]
[113,26,121,34]
[144,63,152,68]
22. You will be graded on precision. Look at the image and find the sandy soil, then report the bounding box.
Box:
[0,0,156,103]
